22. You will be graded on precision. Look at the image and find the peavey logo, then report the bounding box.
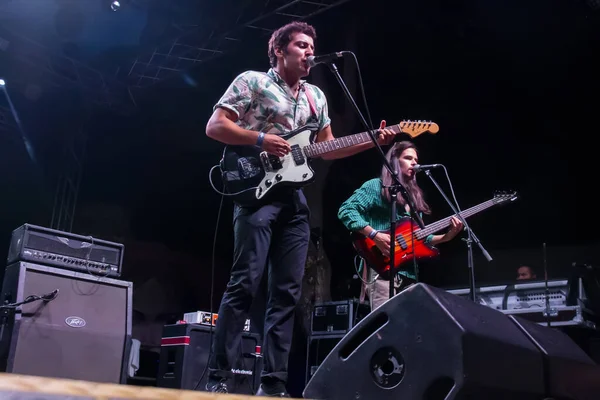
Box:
[65,316,86,328]
[231,369,253,376]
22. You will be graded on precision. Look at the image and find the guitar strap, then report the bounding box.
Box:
[304,85,318,119]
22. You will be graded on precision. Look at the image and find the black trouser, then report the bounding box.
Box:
[208,189,310,384]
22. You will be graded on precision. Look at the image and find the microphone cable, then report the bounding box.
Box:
[0,289,59,309]
[193,178,226,390]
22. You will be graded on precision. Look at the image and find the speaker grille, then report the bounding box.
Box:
[0,262,132,383]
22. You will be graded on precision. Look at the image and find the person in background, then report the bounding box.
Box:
[516,265,537,281]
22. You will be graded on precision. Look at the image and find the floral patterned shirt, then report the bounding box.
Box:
[214,68,331,137]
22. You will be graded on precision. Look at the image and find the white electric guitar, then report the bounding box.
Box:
[216,120,439,206]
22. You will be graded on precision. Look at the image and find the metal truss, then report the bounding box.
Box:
[126,0,353,88]
[0,28,136,114]
[50,119,88,233]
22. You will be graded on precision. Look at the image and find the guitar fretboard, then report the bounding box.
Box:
[303,126,402,158]
[414,199,498,239]
[303,120,438,157]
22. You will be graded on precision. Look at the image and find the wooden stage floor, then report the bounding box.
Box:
[0,373,306,399]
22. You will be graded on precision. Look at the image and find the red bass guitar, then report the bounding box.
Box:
[350,191,518,279]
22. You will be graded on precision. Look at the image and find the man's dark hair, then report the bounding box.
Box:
[268,21,317,67]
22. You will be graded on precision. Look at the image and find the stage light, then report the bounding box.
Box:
[0,79,5,86]
[110,1,121,11]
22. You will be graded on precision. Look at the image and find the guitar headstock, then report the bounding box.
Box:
[492,190,519,204]
[398,120,440,138]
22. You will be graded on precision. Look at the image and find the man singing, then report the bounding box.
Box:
[205,21,396,395]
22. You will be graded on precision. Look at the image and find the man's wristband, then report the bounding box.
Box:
[368,229,379,239]
[256,132,265,148]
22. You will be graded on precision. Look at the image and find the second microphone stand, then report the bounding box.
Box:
[422,169,492,302]
[325,60,424,300]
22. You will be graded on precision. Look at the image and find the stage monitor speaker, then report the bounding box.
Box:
[0,262,132,383]
[509,315,600,400]
[156,323,262,394]
[304,283,557,400]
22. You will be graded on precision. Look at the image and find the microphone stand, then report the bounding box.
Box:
[542,243,557,325]
[422,169,492,302]
[325,61,424,300]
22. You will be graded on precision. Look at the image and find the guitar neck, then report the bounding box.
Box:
[303,125,403,158]
[415,199,497,239]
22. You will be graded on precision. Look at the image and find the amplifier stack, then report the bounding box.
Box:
[0,223,132,384]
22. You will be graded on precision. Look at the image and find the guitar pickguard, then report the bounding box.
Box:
[255,135,315,200]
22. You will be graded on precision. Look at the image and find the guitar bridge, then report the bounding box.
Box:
[260,152,274,173]
[260,152,283,172]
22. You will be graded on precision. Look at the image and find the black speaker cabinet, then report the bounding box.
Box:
[157,323,262,394]
[303,283,600,400]
[509,315,600,400]
[0,262,132,383]
[306,334,344,385]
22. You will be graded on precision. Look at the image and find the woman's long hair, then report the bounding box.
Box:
[380,141,431,215]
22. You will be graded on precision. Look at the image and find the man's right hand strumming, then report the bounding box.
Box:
[262,133,291,157]
[206,109,292,158]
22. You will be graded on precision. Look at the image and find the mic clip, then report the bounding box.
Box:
[42,289,59,302]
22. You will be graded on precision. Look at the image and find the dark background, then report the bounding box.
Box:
[1,0,599,394]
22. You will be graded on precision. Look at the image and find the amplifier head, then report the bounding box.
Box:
[7,223,124,278]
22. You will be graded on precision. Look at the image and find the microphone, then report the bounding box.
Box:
[42,289,59,302]
[306,52,344,67]
[413,164,442,173]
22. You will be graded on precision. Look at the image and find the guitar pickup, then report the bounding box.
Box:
[395,235,408,250]
[291,144,305,165]
[269,154,283,169]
